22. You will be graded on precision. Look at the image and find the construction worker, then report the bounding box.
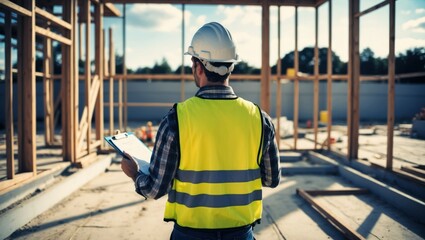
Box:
[121,22,280,240]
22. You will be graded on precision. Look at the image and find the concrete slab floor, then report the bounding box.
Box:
[7,162,425,240]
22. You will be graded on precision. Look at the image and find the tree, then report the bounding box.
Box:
[151,58,172,74]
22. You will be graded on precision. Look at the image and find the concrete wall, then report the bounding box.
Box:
[0,80,424,127]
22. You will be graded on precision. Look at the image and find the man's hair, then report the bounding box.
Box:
[193,58,232,83]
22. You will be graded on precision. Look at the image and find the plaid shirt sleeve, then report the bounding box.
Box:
[135,105,179,199]
[259,110,281,188]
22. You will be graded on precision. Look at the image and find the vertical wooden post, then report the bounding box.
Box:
[123,4,128,131]
[63,0,76,162]
[85,0,92,153]
[294,6,299,149]
[5,11,14,179]
[387,0,395,170]
[95,3,104,148]
[348,0,360,160]
[17,0,36,173]
[313,6,319,150]
[261,1,270,113]
[275,6,282,149]
[109,28,115,136]
[327,0,333,150]
[181,4,186,101]
[73,0,79,161]
[43,19,53,146]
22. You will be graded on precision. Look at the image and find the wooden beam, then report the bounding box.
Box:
[348,0,360,160]
[0,0,32,17]
[103,0,317,7]
[109,27,115,136]
[305,188,369,196]
[5,11,15,179]
[297,189,366,240]
[355,0,389,18]
[63,0,77,162]
[85,0,92,155]
[386,0,395,170]
[35,26,72,45]
[104,3,122,17]
[17,0,36,174]
[35,7,72,30]
[327,0,333,150]
[123,4,128,131]
[95,3,104,149]
[294,6,299,149]
[43,21,54,146]
[275,6,282,149]
[180,4,186,102]
[313,6,319,150]
[261,1,270,113]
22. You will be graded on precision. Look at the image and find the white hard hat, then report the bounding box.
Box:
[185,22,240,63]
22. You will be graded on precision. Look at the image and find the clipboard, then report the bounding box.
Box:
[104,132,152,174]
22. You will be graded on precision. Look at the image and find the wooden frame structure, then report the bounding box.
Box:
[1,0,424,192]
[0,0,120,191]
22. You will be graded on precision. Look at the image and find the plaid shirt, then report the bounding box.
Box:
[135,85,281,199]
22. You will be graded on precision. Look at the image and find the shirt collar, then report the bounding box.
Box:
[195,85,238,99]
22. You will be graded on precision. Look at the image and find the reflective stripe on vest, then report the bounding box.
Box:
[164,96,263,229]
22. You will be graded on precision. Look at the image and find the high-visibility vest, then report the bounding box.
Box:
[164,96,263,229]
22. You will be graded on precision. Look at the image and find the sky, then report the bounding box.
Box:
[103,0,425,71]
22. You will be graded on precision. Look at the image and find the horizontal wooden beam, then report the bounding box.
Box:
[35,26,72,45]
[35,7,72,30]
[103,0,317,7]
[355,0,389,18]
[0,1,32,17]
[104,3,121,17]
[304,188,369,196]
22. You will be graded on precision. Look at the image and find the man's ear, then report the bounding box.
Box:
[196,62,204,75]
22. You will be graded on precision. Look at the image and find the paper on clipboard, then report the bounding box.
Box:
[104,132,152,175]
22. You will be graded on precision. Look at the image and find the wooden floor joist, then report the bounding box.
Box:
[296,188,368,240]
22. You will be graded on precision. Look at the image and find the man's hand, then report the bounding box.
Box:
[121,152,138,182]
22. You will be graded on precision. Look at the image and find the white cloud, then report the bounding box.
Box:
[401,10,411,15]
[127,4,190,32]
[396,37,425,53]
[216,5,261,27]
[402,16,425,33]
[416,8,425,14]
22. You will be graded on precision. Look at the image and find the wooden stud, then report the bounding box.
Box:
[294,6,299,150]
[109,27,115,136]
[5,11,15,179]
[313,6,319,150]
[275,5,282,149]
[348,0,360,160]
[180,4,186,101]
[62,0,75,162]
[387,0,395,170]
[17,0,36,174]
[261,1,270,113]
[85,0,92,155]
[43,20,53,146]
[123,4,128,131]
[327,0,333,150]
[73,0,79,162]
[95,3,104,149]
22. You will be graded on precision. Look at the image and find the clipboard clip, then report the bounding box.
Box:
[113,132,128,140]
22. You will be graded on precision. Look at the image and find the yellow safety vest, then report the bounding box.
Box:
[164,96,263,229]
